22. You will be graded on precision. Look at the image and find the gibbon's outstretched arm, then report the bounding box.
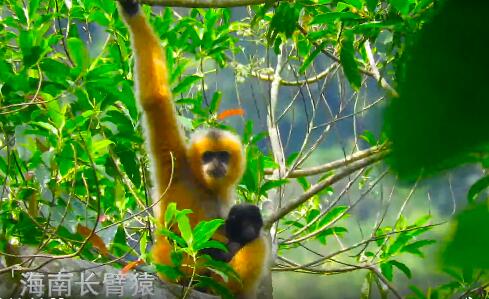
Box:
[118,0,186,193]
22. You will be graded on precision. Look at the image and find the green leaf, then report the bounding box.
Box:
[177,115,193,130]
[46,97,65,129]
[311,12,361,25]
[267,2,300,44]
[408,286,427,299]
[88,10,111,27]
[360,130,377,146]
[389,0,410,15]
[260,179,289,194]
[306,208,320,224]
[296,37,310,57]
[91,139,113,157]
[31,122,58,135]
[12,1,27,24]
[345,0,363,10]
[317,205,349,228]
[390,260,412,278]
[195,275,234,299]
[296,177,311,191]
[317,227,348,244]
[172,74,202,94]
[195,240,228,252]
[170,251,184,266]
[193,218,225,246]
[177,214,193,246]
[401,239,436,256]
[19,31,44,67]
[340,31,362,91]
[299,41,327,74]
[462,267,474,284]
[380,262,393,281]
[159,228,186,247]
[467,175,489,203]
[28,0,41,19]
[286,152,299,167]
[140,230,148,256]
[67,37,90,72]
[115,143,141,187]
[387,232,410,255]
[165,202,177,227]
[201,257,241,282]
[111,225,129,257]
[41,58,70,85]
[413,214,431,226]
[366,0,378,12]
[209,91,222,114]
[154,264,183,281]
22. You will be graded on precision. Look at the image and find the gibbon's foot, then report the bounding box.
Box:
[118,0,139,16]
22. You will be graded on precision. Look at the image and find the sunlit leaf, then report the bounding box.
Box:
[177,214,193,246]
[67,37,90,72]
[172,74,202,94]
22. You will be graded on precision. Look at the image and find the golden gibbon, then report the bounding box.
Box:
[117,1,268,297]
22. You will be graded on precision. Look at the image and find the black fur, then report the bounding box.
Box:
[119,0,139,16]
[203,204,263,262]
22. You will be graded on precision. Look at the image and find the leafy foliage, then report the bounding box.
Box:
[384,0,489,180]
[156,203,238,298]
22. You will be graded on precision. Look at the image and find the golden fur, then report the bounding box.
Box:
[118,4,268,298]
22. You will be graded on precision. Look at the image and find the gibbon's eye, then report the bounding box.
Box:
[202,151,214,163]
[202,151,230,164]
[216,151,230,163]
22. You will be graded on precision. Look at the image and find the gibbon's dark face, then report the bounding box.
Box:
[201,150,231,178]
[225,204,263,245]
[189,128,244,187]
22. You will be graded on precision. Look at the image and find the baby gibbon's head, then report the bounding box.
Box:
[225,203,263,245]
[188,129,245,192]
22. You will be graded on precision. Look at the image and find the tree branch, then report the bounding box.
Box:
[282,170,386,245]
[264,152,386,228]
[264,144,389,178]
[242,62,339,86]
[275,222,444,272]
[368,266,403,299]
[364,40,399,98]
